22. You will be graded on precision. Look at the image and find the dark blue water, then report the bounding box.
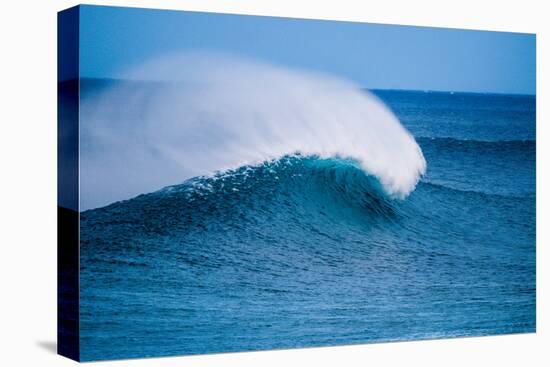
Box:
[79,90,536,361]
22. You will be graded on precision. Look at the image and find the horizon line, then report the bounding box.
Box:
[65,76,536,97]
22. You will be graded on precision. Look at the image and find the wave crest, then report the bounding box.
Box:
[95,155,398,225]
[80,53,426,210]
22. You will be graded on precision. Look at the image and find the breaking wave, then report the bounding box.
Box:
[80,53,426,210]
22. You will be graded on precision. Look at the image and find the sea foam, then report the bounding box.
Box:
[80,53,426,210]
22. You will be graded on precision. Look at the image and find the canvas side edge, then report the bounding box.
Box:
[57,5,81,362]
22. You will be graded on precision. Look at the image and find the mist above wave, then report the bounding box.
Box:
[80,52,426,210]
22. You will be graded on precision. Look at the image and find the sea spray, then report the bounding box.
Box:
[80,53,426,210]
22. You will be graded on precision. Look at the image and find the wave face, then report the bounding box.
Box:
[80,54,425,210]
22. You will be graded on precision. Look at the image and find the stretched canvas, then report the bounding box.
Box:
[58,5,536,362]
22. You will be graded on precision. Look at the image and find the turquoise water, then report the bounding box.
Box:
[79,89,535,361]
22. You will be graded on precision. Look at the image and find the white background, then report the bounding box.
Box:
[0,0,547,365]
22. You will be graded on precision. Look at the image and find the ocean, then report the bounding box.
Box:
[79,87,535,361]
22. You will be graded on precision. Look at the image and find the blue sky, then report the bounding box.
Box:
[78,5,536,94]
